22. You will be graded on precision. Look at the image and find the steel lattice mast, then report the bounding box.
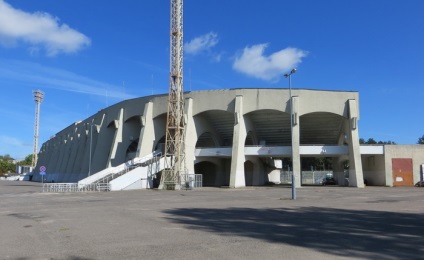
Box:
[32,90,44,167]
[161,0,186,189]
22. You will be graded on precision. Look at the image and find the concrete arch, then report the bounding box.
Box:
[111,116,142,166]
[195,161,218,186]
[124,115,143,142]
[194,110,234,147]
[194,158,231,187]
[299,112,346,145]
[152,113,167,152]
[244,109,291,146]
[125,138,139,161]
[245,131,257,146]
[122,97,151,122]
[196,132,219,148]
[154,135,166,153]
[91,122,115,172]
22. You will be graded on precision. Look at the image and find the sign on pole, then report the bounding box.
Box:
[40,166,46,172]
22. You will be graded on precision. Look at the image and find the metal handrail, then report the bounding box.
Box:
[95,152,163,184]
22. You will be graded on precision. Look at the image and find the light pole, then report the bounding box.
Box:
[284,68,297,200]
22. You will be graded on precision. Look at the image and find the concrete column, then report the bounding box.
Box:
[137,101,155,157]
[107,108,124,167]
[230,95,246,188]
[87,114,105,174]
[291,96,301,188]
[185,98,196,175]
[347,99,365,187]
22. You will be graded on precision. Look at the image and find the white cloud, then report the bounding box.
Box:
[185,32,219,55]
[233,44,308,82]
[0,59,136,100]
[0,0,91,56]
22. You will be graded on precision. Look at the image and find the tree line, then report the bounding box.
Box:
[0,154,32,176]
[360,134,424,145]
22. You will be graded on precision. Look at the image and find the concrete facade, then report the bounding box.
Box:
[32,88,424,188]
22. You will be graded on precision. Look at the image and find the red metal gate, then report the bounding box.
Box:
[392,158,413,187]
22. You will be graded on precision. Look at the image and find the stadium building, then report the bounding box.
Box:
[32,89,424,189]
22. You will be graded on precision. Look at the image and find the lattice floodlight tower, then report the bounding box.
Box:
[160,0,186,190]
[32,90,44,167]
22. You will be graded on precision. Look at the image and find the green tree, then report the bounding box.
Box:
[301,157,333,171]
[377,140,396,144]
[360,138,396,144]
[366,138,377,144]
[19,154,33,166]
[0,154,15,175]
[0,154,13,161]
[418,135,424,144]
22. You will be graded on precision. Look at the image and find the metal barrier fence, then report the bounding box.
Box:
[280,170,292,184]
[280,171,332,185]
[302,171,332,185]
[180,174,203,190]
[43,183,111,193]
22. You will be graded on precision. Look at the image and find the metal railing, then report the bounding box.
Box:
[43,183,111,193]
[180,174,203,190]
[95,152,162,184]
[280,170,332,185]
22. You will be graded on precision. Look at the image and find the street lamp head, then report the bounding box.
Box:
[284,68,297,78]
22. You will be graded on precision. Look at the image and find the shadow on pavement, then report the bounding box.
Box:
[164,207,424,259]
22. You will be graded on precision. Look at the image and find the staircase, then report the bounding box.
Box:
[78,151,165,190]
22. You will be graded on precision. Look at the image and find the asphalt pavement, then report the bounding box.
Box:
[0,181,423,260]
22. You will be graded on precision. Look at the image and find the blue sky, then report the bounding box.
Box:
[0,0,423,160]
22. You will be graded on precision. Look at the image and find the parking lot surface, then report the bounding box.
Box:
[1,181,423,260]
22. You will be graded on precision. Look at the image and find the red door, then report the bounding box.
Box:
[392,158,413,187]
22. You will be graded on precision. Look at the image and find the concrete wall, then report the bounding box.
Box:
[384,145,424,186]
